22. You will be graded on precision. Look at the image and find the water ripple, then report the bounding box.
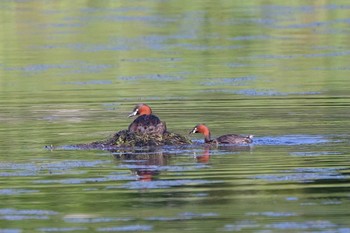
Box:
[97,225,153,232]
[254,167,346,183]
[255,135,329,145]
[33,175,135,184]
[0,189,39,195]
[266,220,337,230]
[0,208,58,221]
[119,179,220,190]
[38,227,88,232]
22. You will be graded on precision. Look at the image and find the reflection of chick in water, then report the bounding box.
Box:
[113,149,168,181]
[196,145,211,163]
[195,144,254,163]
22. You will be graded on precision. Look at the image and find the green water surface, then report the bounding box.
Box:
[1,1,350,232]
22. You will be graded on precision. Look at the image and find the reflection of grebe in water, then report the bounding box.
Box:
[194,143,254,164]
[195,145,211,163]
[113,149,167,181]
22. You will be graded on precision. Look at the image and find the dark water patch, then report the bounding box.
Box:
[285,197,299,201]
[97,225,153,232]
[229,35,290,41]
[277,18,350,29]
[119,74,183,82]
[323,4,350,10]
[92,14,176,24]
[0,171,38,177]
[174,44,243,51]
[4,61,113,74]
[266,220,337,230]
[251,51,350,60]
[146,212,219,222]
[276,21,329,29]
[0,166,49,177]
[0,208,58,221]
[63,80,113,85]
[315,28,350,35]
[254,135,329,145]
[222,220,260,231]
[102,102,120,111]
[121,96,187,101]
[178,212,219,218]
[0,160,109,177]
[230,35,272,41]
[67,43,129,52]
[33,174,135,185]
[260,4,316,14]
[313,66,350,71]
[226,62,276,68]
[78,6,149,14]
[64,216,133,223]
[37,22,85,29]
[119,164,210,172]
[118,179,219,190]
[34,43,129,52]
[4,63,72,73]
[303,50,350,58]
[0,189,39,195]
[200,76,256,86]
[121,57,182,63]
[223,18,277,27]
[321,200,342,205]
[202,89,321,96]
[223,220,347,232]
[44,160,109,170]
[246,212,298,217]
[0,229,21,233]
[38,227,88,232]
[289,151,342,157]
[311,45,343,50]
[254,167,346,183]
[226,62,248,67]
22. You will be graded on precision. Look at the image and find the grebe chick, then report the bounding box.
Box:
[190,124,253,144]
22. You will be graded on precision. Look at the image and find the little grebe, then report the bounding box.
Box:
[190,124,253,144]
[128,104,167,135]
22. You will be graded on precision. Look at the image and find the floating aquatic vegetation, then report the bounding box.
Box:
[81,129,192,149]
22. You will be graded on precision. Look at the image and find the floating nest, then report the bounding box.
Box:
[79,129,191,150]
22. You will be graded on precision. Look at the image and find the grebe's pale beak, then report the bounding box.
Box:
[189,127,197,135]
[128,109,138,118]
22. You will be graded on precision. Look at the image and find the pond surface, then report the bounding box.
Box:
[1,1,350,232]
